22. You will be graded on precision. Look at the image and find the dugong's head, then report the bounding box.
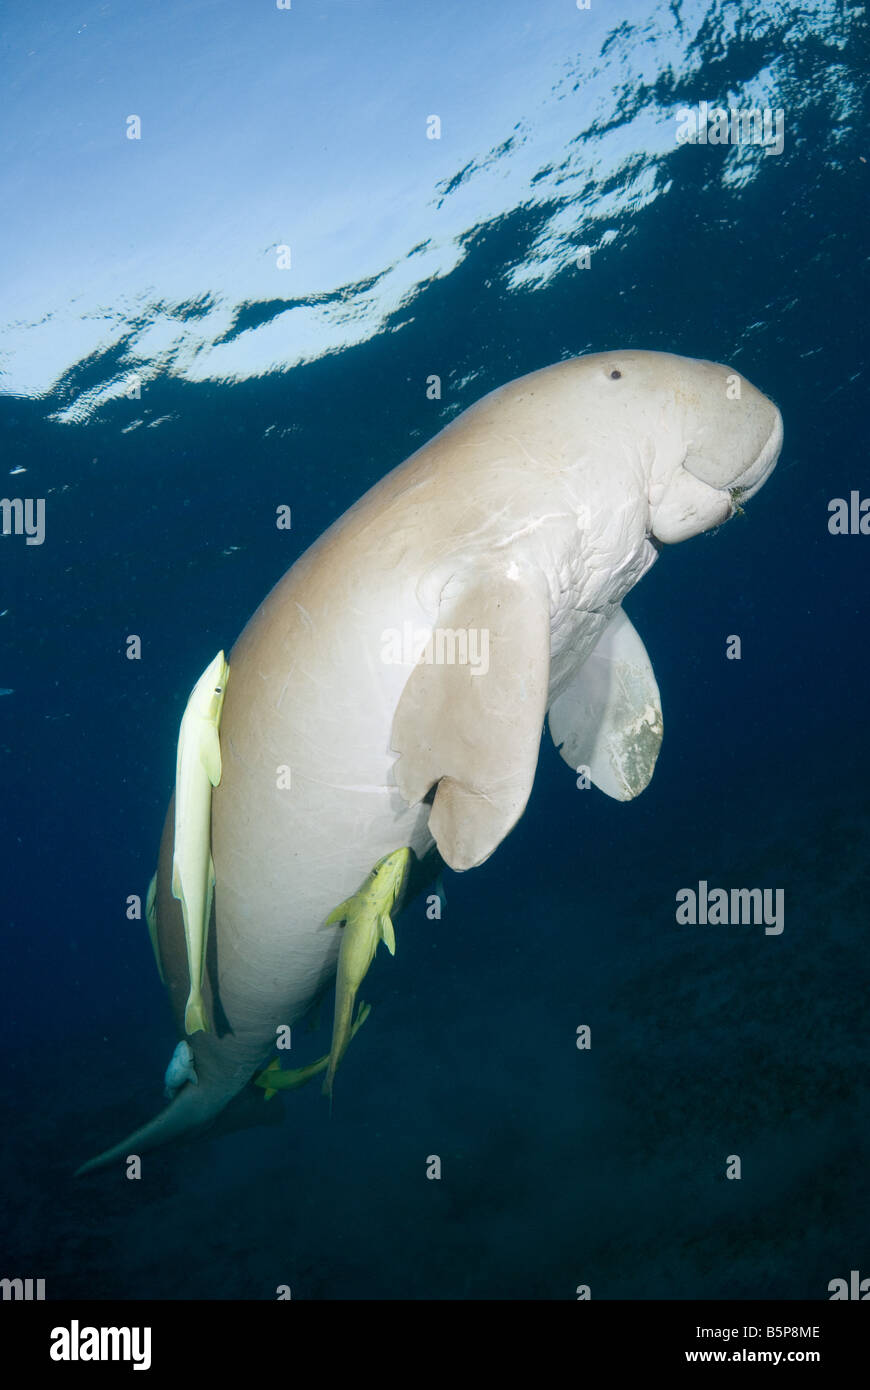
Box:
[574,350,783,544]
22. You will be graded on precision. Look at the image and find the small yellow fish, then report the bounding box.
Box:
[322,848,411,1102]
[254,1003,372,1099]
[171,651,229,1035]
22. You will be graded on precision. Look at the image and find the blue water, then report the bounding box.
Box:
[1,0,867,1299]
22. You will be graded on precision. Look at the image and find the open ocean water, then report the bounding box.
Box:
[0,0,867,1306]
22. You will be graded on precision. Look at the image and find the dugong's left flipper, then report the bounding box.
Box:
[392,564,551,871]
[549,607,663,800]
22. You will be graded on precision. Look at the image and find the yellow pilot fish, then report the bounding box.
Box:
[254,1003,372,1099]
[171,650,229,1035]
[323,848,411,1102]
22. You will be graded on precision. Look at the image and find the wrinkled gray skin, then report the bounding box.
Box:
[77,351,782,1174]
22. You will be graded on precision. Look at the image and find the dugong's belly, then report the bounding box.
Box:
[208,563,433,1047]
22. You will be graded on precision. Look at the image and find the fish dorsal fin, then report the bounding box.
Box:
[325,898,353,927]
[392,560,551,871]
[548,606,663,801]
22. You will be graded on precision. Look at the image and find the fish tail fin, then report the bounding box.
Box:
[184,992,209,1035]
[261,1058,281,1101]
[321,1066,335,1112]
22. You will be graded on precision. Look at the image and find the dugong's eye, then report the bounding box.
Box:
[609,369,622,380]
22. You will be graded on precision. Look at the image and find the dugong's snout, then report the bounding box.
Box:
[678,358,783,503]
[643,354,783,544]
[724,400,783,505]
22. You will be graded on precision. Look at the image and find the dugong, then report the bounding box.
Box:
[77,350,782,1174]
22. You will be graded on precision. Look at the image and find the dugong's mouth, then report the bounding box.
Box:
[727,406,784,505]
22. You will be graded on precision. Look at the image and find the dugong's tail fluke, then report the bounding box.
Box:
[74,1080,235,1177]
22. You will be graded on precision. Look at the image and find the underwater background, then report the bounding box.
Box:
[1,0,867,1299]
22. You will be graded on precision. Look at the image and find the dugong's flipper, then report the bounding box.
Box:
[255,1002,372,1099]
[171,650,229,1036]
[145,871,165,983]
[549,607,663,800]
[392,563,551,871]
[322,849,411,1102]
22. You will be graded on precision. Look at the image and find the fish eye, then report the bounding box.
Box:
[609,369,622,380]
[214,686,222,693]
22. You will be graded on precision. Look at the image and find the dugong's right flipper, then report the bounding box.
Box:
[548,607,663,800]
[392,563,551,871]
